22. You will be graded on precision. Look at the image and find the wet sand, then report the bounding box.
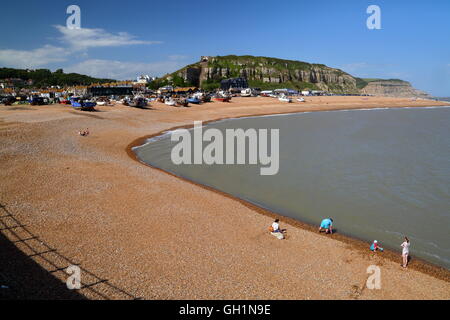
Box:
[0,96,449,300]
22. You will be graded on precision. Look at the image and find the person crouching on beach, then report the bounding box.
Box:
[319,218,333,234]
[401,237,410,268]
[370,240,384,252]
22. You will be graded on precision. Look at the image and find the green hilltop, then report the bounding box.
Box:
[0,68,114,88]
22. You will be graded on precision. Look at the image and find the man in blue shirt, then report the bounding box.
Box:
[319,218,333,234]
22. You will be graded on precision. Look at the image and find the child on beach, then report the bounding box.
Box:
[370,240,384,252]
[319,218,333,234]
[401,237,410,268]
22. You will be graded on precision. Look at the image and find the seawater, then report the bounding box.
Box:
[134,107,450,269]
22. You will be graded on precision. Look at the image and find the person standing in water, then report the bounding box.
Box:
[401,237,410,268]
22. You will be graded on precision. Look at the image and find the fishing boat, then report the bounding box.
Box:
[175,98,189,107]
[1,96,16,106]
[70,97,97,111]
[193,92,211,103]
[164,98,176,106]
[29,96,47,106]
[278,94,292,103]
[202,95,212,103]
[214,91,232,102]
[241,88,252,97]
[187,97,201,104]
[214,96,231,102]
[121,96,131,106]
[60,98,72,105]
[297,97,305,102]
[129,96,148,108]
[95,97,114,106]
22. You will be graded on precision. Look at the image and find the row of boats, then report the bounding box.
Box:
[59,90,234,111]
[2,90,305,111]
[121,91,232,109]
[270,93,305,103]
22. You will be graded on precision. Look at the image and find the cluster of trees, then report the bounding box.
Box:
[0,68,114,88]
[147,74,195,90]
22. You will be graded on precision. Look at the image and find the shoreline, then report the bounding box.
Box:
[126,105,450,283]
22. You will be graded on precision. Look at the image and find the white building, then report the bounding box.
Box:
[136,75,155,84]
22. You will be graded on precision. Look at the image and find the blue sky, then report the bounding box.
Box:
[1,0,449,96]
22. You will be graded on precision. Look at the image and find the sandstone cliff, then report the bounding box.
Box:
[164,55,429,97]
[360,80,429,98]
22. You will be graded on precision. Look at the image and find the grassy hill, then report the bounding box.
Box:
[0,68,114,88]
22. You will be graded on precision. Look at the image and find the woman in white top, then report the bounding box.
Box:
[272,219,280,233]
[401,236,410,268]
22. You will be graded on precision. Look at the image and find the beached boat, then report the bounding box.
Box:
[121,97,131,106]
[164,98,176,106]
[2,96,16,106]
[214,96,231,102]
[278,95,292,103]
[70,97,97,111]
[175,98,189,107]
[129,96,148,108]
[297,98,305,102]
[60,98,72,105]
[193,92,212,103]
[187,97,201,104]
[95,97,114,106]
[241,88,252,97]
[214,91,232,102]
[30,96,47,106]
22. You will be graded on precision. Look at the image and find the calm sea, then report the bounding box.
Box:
[134,107,450,269]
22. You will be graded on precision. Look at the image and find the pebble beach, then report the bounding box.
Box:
[1,96,449,300]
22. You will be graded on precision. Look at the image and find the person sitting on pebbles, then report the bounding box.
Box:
[78,128,90,137]
[319,218,333,234]
[269,219,285,239]
[271,219,281,233]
